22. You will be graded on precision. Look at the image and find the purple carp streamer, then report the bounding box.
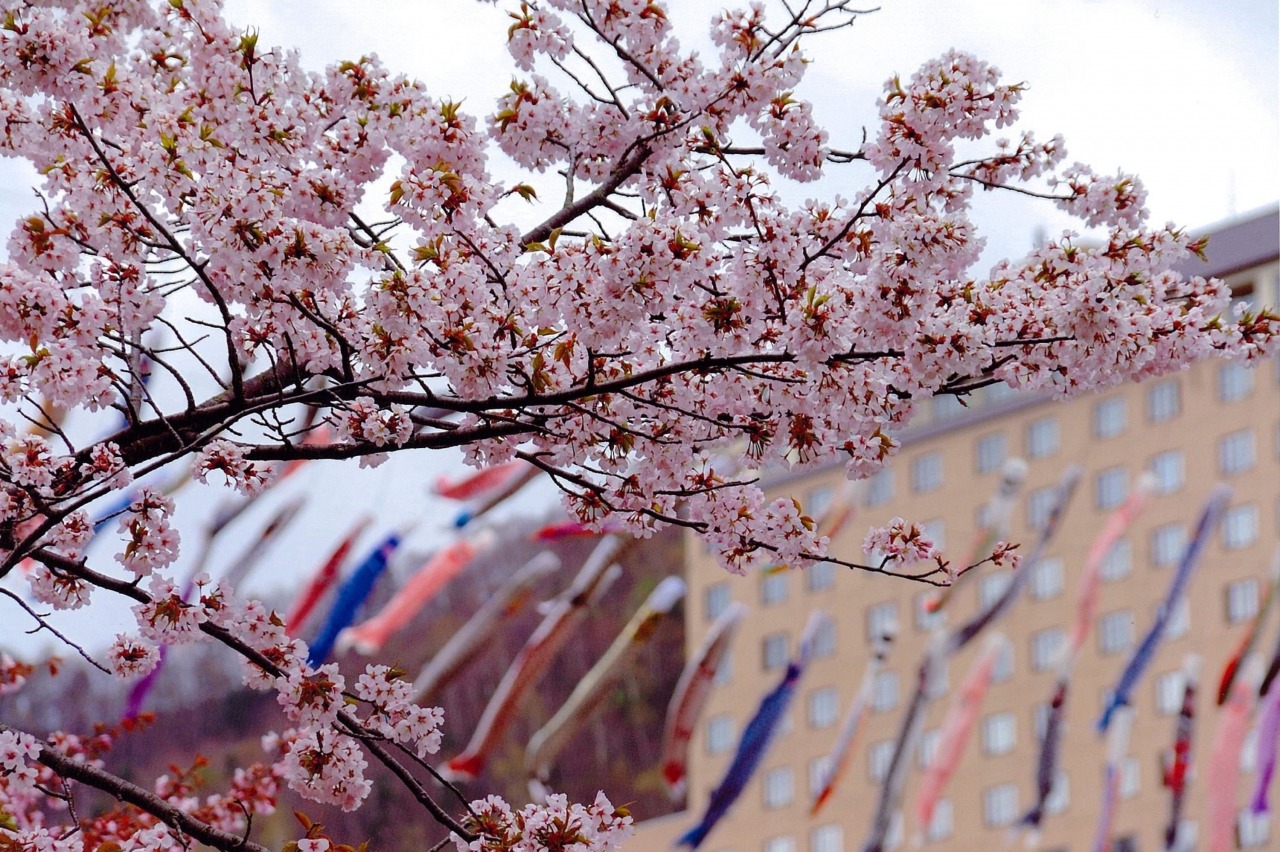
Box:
[810,626,895,816]
[676,612,827,849]
[1018,675,1068,839]
[948,465,1081,655]
[660,601,748,801]
[1250,667,1280,816]
[411,551,560,703]
[444,537,622,781]
[863,637,945,852]
[1091,706,1133,852]
[1097,485,1231,733]
[526,576,686,800]
[1162,654,1200,851]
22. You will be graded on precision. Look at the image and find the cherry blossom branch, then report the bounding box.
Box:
[0,722,271,852]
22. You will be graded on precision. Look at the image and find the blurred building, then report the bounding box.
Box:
[632,205,1279,851]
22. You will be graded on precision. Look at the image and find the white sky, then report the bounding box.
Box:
[1,0,1277,658]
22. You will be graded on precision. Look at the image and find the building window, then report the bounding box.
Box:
[976,433,1006,474]
[979,570,1012,610]
[1027,485,1058,531]
[912,452,943,493]
[866,468,893,507]
[1031,627,1065,672]
[1029,557,1064,600]
[921,518,946,551]
[808,687,839,729]
[1239,810,1271,848]
[764,837,796,852]
[1151,523,1186,568]
[705,582,730,621]
[761,571,788,605]
[983,784,1018,827]
[917,728,940,769]
[981,712,1016,756]
[713,649,733,686]
[1095,467,1127,511]
[1219,361,1255,402]
[868,740,894,781]
[1226,578,1261,624]
[762,766,794,809]
[706,714,734,754]
[763,633,789,671]
[1094,397,1126,438]
[1147,379,1180,422]
[1119,755,1140,799]
[1164,597,1190,639]
[812,617,837,659]
[810,825,843,852]
[1149,451,1184,495]
[1034,702,1052,741]
[1223,504,1259,550]
[1027,417,1059,459]
[867,602,899,643]
[1220,429,1256,476]
[1046,771,1070,816]
[1156,670,1185,715]
[1100,538,1132,581]
[808,756,831,796]
[806,485,834,521]
[807,560,836,592]
[925,798,953,841]
[871,670,899,713]
[991,642,1014,683]
[1098,611,1134,655]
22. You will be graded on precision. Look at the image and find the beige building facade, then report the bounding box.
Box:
[633,206,1280,851]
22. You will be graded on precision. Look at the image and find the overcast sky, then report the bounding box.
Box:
[2,0,1277,658]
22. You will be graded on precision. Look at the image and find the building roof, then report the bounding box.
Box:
[1174,203,1279,279]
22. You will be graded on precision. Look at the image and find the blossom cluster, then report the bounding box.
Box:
[452,791,633,851]
[115,490,181,578]
[193,439,272,496]
[862,517,943,569]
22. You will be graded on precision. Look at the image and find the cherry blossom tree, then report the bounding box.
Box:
[0,0,1274,849]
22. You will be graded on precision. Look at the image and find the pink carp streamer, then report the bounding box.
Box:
[452,464,541,528]
[1218,552,1280,705]
[1091,706,1134,852]
[677,612,827,849]
[925,457,1027,613]
[1162,654,1201,851]
[1068,474,1155,661]
[284,516,372,637]
[810,626,896,816]
[433,460,528,500]
[863,637,946,852]
[336,528,497,655]
[1098,485,1232,732]
[914,633,1008,837]
[526,576,686,799]
[660,601,748,801]
[1250,668,1280,815]
[1207,657,1262,852]
[411,551,560,703]
[947,466,1081,655]
[443,537,622,781]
